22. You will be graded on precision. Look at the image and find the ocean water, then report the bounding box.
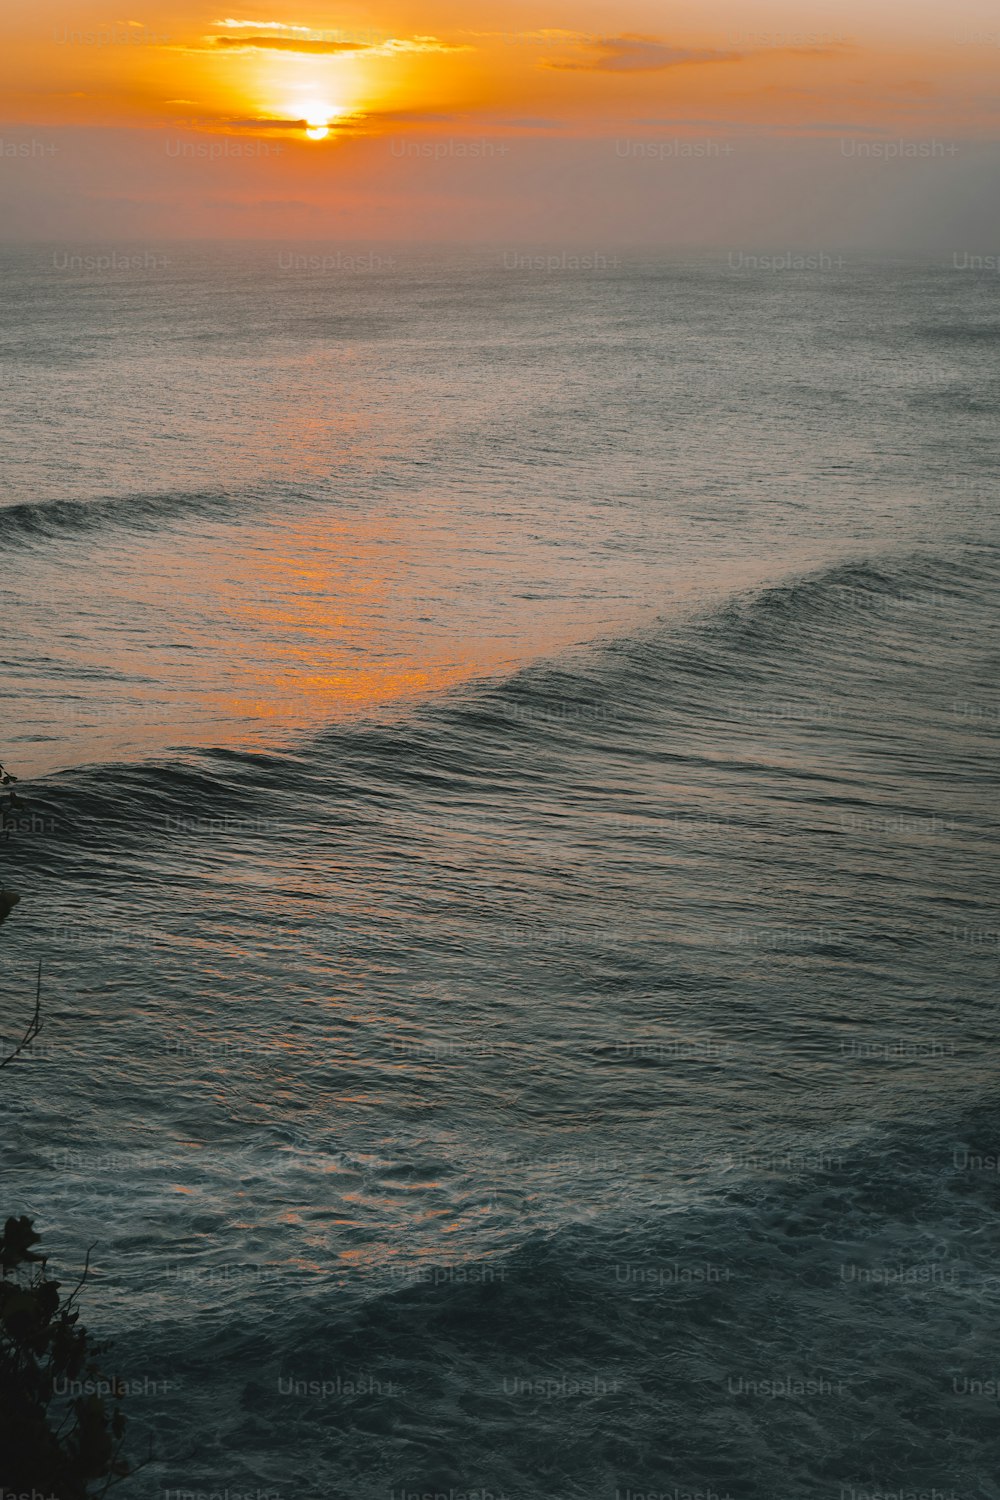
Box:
[1,245,998,1499]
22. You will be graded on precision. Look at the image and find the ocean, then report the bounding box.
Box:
[1,244,998,1499]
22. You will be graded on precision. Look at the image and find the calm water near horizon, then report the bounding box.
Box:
[1,246,998,1498]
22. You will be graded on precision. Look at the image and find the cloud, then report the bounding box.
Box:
[211,106,461,132]
[224,116,312,127]
[212,36,367,53]
[212,17,311,29]
[542,35,743,72]
[209,32,467,56]
[364,108,459,121]
[380,37,468,53]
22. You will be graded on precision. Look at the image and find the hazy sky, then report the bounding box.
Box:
[0,0,998,243]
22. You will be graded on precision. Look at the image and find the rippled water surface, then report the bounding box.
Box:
[1,247,998,1499]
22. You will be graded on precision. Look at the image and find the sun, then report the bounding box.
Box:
[301,100,340,141]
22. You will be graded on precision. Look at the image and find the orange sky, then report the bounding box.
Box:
[5,0,1000,136]
[0,0,998,241]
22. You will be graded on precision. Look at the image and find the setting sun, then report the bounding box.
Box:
[301,100,340,140]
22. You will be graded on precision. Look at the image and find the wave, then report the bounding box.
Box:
[0,477,332,551]
[8,543,994,872]
[0,489,243,549]
[437,547,991,729]
[107,1098,1000,1500]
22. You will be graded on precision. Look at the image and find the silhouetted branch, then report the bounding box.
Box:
[0,958,42,1071]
